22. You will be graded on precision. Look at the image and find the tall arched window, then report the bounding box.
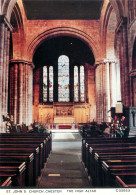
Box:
[43,66,54,102]
[43,66,47,102]
[49,66,53,102]
[74,66,79,102]
[42,57,85,103]
[58,55,69,102]
[80,66,85,102]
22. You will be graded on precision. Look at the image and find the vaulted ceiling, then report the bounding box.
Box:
[23,0,104,20]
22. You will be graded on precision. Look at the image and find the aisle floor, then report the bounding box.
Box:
[37,132,91,188]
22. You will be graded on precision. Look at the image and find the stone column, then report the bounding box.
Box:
[122,24,130,106]
[95,64,101,124]
[115,61,121,102]
[27,65,33,125]
[116,17,130,107]
[110,61,117,107]
[18,63,23,124]
[14,63,18,124]
[0,23,5,130]
[0,16,13,132]
[9,61,33,126]
[22,63,26,124]
[5,30,10,115]
[2,26,7,118]
[95,60,121,123]
[103,62,111,122]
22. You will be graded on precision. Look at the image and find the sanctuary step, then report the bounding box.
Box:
[58,125,71,129]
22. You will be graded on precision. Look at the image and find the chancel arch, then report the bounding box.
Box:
[32,36,96,124]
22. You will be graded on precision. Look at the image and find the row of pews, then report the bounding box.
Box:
[82,137,136,187]
[0,132,52,187]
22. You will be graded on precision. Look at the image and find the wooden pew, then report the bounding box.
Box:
[102,161,136,187]
[0,134,52,186]
[0,136,50,162]
[94,154,136,187]
[0,154,35,186]
[82,137,136,167]
[0,147,39,181]
[0,176,12,187]
[0,133,52,155]
[0,162,26,186]
[87,145,136,176]
[0,143,44,170]
[115,175,136,187]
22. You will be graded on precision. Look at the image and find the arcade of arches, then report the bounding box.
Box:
[0,0,136,134]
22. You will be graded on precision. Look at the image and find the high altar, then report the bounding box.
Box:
[34,102,91,124]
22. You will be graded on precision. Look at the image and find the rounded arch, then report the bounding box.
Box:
[27,27,99,63]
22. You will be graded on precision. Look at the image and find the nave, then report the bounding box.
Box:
[37,131,91,188]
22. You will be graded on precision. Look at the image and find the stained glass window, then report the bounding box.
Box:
[74,66,79,102]
[80,66,85,102]
[43,66,47,102]
[49,66,53,102]
[58,55,69,102]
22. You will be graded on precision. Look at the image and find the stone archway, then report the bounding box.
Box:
[27,27,100,63]
[31,33,97,124]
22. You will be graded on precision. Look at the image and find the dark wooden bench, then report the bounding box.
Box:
[102,161,136,187]
[0,133,52,186]
[0,136,50,162]
[82,137,136,167]
[94,154,136,187]
[0,176,12,187]
[0,162,26,186]
[88,146,136,175]
[0,154,35,186]
[115,175,136,187]
[0,147,39,181]
[0,143,44,170]
[82,138,136,167]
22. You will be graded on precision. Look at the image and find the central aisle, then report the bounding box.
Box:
[38,131,91,188]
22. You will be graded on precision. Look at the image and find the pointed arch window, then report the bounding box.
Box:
[58,55,69,102]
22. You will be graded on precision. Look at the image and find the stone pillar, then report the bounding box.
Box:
[18,63,23,124]
[115,17,130,107]
[122,24,130,106]
[110,61,117,107]
[5,30,10,115]
[2,26,7,117]
[14,63,18,124]
[0,23,5,130]
[9,61,33,126]
[27,65,33,125]
[115,61,121,102]
[0,16,13,132]
[95,60,121,123]
[95,64,101,124]
[103,62,111,122]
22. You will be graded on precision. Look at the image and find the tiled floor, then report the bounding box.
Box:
[37,132,91,188]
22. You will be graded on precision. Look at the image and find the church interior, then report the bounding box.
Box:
[0,0,136,188]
